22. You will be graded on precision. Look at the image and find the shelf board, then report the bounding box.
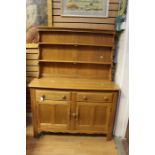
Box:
[29,77,119,91]
[38,27,116,34]
[39,60,112,65]
[39,42,113,48]
[26,43,38,49]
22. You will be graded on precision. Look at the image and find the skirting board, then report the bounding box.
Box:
[114,137,127,155]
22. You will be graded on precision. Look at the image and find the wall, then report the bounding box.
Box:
[114,12,129,138]
[26,0,47,43]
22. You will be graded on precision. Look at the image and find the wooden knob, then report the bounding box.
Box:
[83,96,88,100]
[72,113,77,117]
[62,95,66,100]
[100,56,104,59]
[40,96,44,102]
[104,97,108,101]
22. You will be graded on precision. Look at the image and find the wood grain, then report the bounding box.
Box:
[30,88,39,137]
[26,49,38,54]
[39,31,114,46]
[26,54,39,60]
[40,62,111,80]
[27,66,39,72]
[39,40,113,74]
[53,22,115,31]
[26,72,39,78]
[26,47,39,113]
[76,92,113,103]
[29,77,119,91]
[53,16,116,24]
[27,60,38,66]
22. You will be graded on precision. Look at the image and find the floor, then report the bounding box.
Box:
[26,118,119,155]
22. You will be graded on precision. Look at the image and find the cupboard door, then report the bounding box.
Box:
[75,102,111,133]
[38,101,71,131]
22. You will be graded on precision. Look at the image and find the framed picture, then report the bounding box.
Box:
[61,0,109,17]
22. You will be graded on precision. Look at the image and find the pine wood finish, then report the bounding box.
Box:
[29,27,119,140]
[26,44,39,112]
[38,28,115,80]
[29,78,119,140]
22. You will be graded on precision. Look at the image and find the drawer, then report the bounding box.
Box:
[36,90,70,102]
[76,92,113,103]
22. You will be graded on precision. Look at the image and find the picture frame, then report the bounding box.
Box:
[61,0,109,17]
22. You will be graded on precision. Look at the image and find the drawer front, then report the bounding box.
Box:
[36,90,71,102]
[76,92,113,103]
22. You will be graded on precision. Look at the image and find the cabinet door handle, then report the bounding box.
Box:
[72,113,77,117]
[83,96,88,101]
[100,56,104,59]
[104,96,108,101]
[40,96,44,102]
[62,95,66,100]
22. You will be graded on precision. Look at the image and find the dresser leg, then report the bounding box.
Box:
[106,133,113,141]
[33,129,40,138]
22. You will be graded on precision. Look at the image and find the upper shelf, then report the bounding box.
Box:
[39,59,112,65]
[38,27,116,34]
[38,28,115,47]
[39,42,114,48]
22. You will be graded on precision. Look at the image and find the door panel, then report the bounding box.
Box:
[75,102,111,132]
[77,104,94,126]
[38,101,70,130]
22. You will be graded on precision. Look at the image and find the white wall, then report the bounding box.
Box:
[114,13,129,138]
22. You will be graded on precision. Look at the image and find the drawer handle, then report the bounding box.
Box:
[104,97,109,101]
[62,95,67,100]
[100,56,104,59]
[83,96,88,100]
[40,96,44,102]
[71,113,77,118]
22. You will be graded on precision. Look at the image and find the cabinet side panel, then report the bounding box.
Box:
[30,88,39,137]
[107,91,118,140]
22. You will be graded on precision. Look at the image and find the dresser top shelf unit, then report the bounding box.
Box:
[36,27,115,81]
[29,77,119,91]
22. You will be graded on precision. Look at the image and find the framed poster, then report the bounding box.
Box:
[61,0,109,17]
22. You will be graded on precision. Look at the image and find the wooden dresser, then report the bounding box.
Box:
[29,27,119,140]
